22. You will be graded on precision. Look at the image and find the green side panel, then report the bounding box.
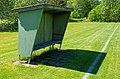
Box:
[53,12,70,41]
[44,13,52,42]
[34,13,53,45]
[18,9,43,57]
[34,14,45,45]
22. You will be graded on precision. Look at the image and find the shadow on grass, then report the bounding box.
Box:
[31,49,106,74]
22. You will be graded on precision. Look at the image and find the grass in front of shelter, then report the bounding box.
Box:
[0,22,120,79]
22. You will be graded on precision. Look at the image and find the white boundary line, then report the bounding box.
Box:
[82,25,119,79]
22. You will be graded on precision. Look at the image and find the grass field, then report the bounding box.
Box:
[0,22,120,79]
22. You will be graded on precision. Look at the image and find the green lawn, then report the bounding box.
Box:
[0,22,120,79]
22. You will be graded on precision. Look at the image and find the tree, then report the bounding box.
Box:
[88,0,120,22]
[14,0,39,8]
[0,0,14,20]
[48,0,68,6]
[70,0,100,18]
[14,0,68,8]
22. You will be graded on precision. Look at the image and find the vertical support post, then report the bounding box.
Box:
[18,55,20,63]
[52,45,54,50]
[28,57,31,64]
[50,46,52,50]
[53,12,70,50]
[50,45,54,50]
[59,43,62,50]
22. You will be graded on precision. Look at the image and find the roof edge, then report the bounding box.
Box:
[12,4,74,12]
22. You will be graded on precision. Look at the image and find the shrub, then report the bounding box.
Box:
[88,0,120,22]
[0,20,17,32]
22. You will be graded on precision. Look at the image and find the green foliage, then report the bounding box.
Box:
[0,20,17,32]
[0,0,14,20]
[48,0,68,6]
[0,0,17,32]
[14,0,68,8]
[88,0,120,22]
[88,3,103,22]
[70,0,100,18]
[14,0,40,8]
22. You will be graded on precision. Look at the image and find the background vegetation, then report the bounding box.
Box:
[0,0,120,31]
[88,0,120,22]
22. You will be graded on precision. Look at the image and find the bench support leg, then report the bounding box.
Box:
[18,55,20,63]
[59,44,62,50]
[28,57,31,64]
[50,45,54,50]
[52,45,54,50]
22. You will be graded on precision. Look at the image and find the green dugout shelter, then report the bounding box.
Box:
[13,4,73,63]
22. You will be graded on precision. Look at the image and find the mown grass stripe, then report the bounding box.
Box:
[81,24,116,51]
[0,41,17,48]
[0,57,17,64]
[66,22,105,34]
[0,38,17,44]
[64,23,108,43]
[115,48,119,78]
[0,47,18,55]
[64,24,104,40]
[103,25,120,79]
[0,50,18,58]
[0,51,18,63]
[78,24,112,48]
[63,24,112,50]
[65,23,103,37]
[38,68,56,79]
[82,25,119,79]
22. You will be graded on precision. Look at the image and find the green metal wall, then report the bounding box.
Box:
[34,13,53,45]
[45,13,53,42]
[34,12,70,46]
[53,12,70,41]
[18,9,43,57]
